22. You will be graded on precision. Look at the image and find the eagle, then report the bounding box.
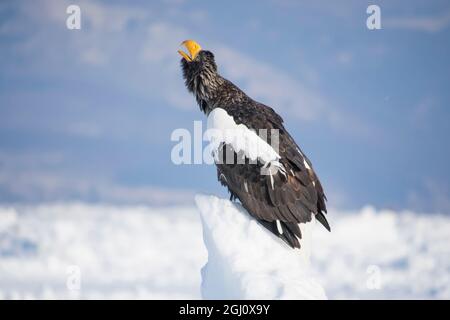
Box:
[178,40,330,249]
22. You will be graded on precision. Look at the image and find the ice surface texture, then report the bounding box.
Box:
[196,194,326,299]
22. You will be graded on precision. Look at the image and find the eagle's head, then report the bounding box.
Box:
[178,40,221,113]
[178,40,217,75]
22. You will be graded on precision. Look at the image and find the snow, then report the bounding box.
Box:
[0,198,449,299]
[206,108,280,163]
[0,203,206,299]
[312,206,450,299]
[196,194,326,299]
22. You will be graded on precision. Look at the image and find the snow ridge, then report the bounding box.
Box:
[195,194,327,300]
[205,108,280,164]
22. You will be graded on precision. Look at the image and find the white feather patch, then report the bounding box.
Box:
[206,108,280,164]
[276,220,283,235]
[303,159,311,170]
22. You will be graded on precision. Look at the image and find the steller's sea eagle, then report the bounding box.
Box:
[178,40,330,249]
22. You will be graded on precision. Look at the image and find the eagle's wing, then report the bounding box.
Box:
[214,103,329,248]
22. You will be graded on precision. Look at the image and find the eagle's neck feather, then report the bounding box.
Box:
[190,70,225,114]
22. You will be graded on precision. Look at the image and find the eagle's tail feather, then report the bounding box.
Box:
[257,219,301,249]
[316,211,331,232]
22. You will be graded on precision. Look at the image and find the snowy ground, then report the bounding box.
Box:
[197,195,327,299]
[0,198,449,299]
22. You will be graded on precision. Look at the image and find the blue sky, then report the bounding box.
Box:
[0,0,449,212]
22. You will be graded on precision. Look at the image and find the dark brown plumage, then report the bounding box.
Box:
[180,42,329,249]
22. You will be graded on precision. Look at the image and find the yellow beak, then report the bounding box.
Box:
[178,40,202,62]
